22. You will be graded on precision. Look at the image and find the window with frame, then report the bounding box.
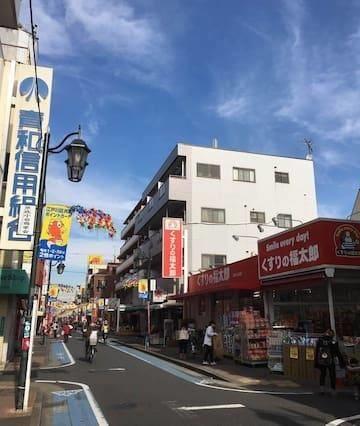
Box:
[275,171,289,184]
[201,207,225,223]
[250,211,265,224]
[233,167,256,183]
[197,163,220,179]
[201,254,227,269]
[277,214,292,228]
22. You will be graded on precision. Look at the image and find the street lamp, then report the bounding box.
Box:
[17,126,90,411]
[56,262,65,275]
[65,138,91,182]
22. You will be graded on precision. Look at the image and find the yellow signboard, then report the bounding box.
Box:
[38,204,72,261]
[138,279,148,294]
[289,345,299,359]
[48,284,59,299]
[88,254,105,265]
[306,347,315,361]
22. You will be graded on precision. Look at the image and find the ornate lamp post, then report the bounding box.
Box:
[17,127,90,410]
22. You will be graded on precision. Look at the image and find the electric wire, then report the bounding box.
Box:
[29,0,43,142]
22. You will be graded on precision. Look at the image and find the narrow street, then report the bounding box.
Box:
[35,335,360,426]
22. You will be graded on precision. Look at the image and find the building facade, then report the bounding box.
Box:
[0,4,53,369]
[116,143,317,334]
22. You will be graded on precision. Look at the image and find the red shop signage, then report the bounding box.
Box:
[189,256,259,294]
[258,218,360,280]
[162,218,183,278]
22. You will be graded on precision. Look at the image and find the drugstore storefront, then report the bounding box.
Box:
[259,218,360,342]
[175,256,261,330]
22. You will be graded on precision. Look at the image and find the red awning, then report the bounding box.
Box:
[172,256,260,299]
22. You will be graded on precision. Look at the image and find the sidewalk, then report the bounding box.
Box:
[112,334,343,394]
[0,336,71,424]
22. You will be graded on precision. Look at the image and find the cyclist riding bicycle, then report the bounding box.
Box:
[85,323,98,359]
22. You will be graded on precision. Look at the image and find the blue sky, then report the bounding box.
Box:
[20,0,360,285]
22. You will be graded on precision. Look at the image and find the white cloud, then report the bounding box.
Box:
[318,203,347,219]
[46,160,139,224]
[276,0,360,142]
[26,0,172,89]
[27,1,73,56]
[64,0,170,66]
[215,96,248,119]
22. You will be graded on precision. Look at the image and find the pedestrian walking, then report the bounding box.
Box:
[203,321,217,366]
[102,320,109,344]
[178,324,189,360]
[62,322,70,343]
[51,321,59,339]
[315,329,345,396]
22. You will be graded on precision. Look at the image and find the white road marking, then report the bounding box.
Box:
[108,368,126,371]
[326,414,360,425]
[40,342,75,370]
[36,380,108,425]
[197,381,313,396]
[178,403,245,411]
[108,342,313,396]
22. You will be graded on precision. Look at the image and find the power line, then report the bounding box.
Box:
[29,0,43,139]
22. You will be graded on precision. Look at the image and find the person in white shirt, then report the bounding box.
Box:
[203,321,217,365]
[178,324,189,360]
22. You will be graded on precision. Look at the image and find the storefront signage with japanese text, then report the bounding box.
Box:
[258,219,360,280]
[162,218,183,278]
[0,65,53,251]
[188,256,259,295]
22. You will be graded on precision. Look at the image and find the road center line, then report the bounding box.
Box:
[326,414,360,426]
[178,403,245,411]
[108,368,126,371]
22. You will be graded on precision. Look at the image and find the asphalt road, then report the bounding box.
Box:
[35,335,360,426]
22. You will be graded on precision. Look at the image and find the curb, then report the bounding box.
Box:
[29,386,43,426]
[112,339,229,382]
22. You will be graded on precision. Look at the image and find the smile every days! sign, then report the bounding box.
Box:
[258,218,360,280]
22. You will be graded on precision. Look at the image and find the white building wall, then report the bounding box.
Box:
[177,144,317,273]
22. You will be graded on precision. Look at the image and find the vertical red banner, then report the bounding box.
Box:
[162,218,183,278]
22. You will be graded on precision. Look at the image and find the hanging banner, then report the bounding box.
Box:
[38,204,72,261]
[0,64,53,251]
[138,279,148,299]
[162,218,183,278]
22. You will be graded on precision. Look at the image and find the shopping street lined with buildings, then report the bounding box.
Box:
[0,1,360,425]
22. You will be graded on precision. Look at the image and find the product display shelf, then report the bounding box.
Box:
[267,329,287,372]
[239,324,269,366]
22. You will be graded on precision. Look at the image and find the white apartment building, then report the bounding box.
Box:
[116,143,317,304]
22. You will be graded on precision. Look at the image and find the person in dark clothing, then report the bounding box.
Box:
[315,329,345,395]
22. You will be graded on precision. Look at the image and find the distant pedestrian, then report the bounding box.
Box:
[315,329,345,396]
[203,321,217,366]
[62,322,70,343]
[178,324,189,360]
[51,321,59,339]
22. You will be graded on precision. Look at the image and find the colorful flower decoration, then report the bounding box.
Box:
[70,205,117,238]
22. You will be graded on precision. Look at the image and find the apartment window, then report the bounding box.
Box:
[277,214,293,228]
[201,207,225,223]
[275,171,289,184]
[233,167,256,183]
[250,211,265,224]
[197,163,220,179]
[202,254,227,269]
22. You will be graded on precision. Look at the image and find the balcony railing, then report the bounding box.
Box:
[116,253,135,275]
[139,230,162,259]
[121,213,137,240]
[135,176,188,233]
[119,235,139,257]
